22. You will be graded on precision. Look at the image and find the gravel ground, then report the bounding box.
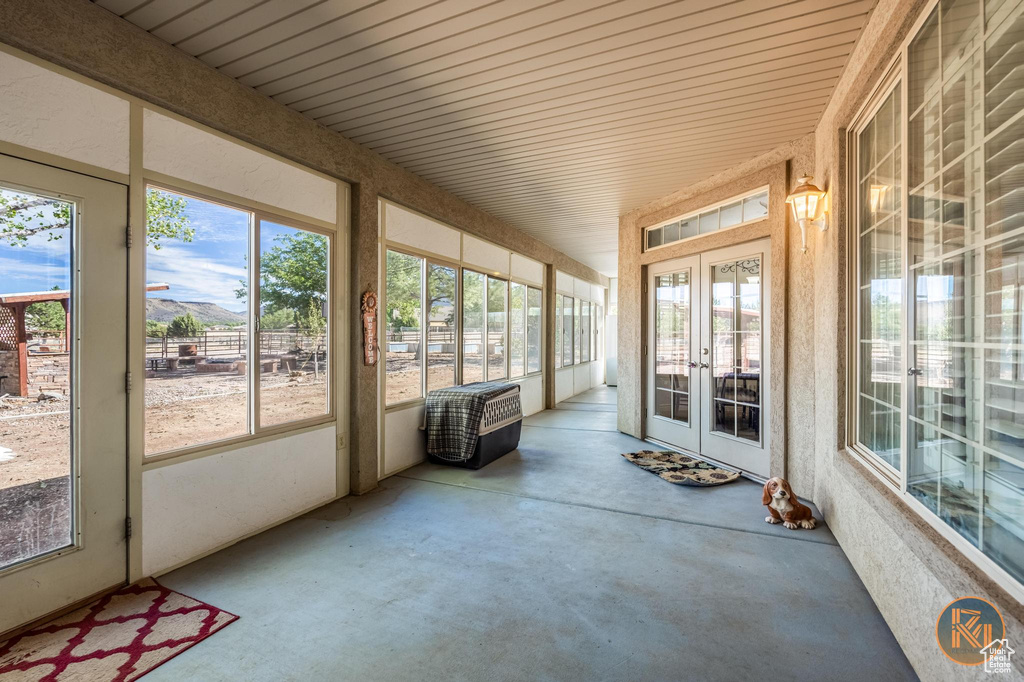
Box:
[0,367,330,490]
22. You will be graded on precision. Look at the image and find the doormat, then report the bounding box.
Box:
[0,578,238,681]
[622,450,740,486]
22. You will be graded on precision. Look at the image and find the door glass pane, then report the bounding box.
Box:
[0,186,74,568]
[462,270,485,384]
[144,188,249,455]
[554,294,562,369]
[509,282,526,378]
[487,277,507,380]
[711,258,763,442]
[258,221,329,428]
[527,287,542,374]
[653,271,690,425]
[427,264,457,391]
[906,1,1024,585]
[857,83,903,469]
[385,250,422,403]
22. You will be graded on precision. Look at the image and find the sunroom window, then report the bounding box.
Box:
[852,0,1024,587]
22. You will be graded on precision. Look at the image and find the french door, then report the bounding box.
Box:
[0,154,127,634]
[646,239,771,477]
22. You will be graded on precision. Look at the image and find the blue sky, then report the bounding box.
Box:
[2,188,315,314]
[146,190,249,312]
[0,189,72,295]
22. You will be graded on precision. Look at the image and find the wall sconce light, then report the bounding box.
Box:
[786,175,829,253]
[869,184,889,213]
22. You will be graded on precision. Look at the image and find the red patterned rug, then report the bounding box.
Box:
[0,578,238,681]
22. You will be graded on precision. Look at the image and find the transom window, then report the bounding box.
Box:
[645,188,769,251]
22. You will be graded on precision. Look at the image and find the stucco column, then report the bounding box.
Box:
[350,182,379,495]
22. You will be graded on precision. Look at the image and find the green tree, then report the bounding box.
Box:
[146,320,168,338]
[167,312,203,337]
[25,286,67,331]
[1,187,193,248]
[299,298,327,379]
[250,232,328,316]
[260,307,296,331]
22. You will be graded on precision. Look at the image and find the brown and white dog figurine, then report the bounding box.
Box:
[763,477,816,530]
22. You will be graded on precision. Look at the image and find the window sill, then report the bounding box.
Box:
[141,415,338,470]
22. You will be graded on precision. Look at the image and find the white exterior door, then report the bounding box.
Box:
[0,154,127,634]
[646,255,701,452]
[646,239,770,478]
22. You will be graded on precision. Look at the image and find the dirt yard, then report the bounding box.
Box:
[0,366,329,491]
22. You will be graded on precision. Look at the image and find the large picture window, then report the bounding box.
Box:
[462,270,485,384]
[581,301,592,363]
[555,294,563,369]
[144,186,332,456]
[510,282,526,378]
[385,250,423,405]
[487,276,507,381]
[527,287,542,374]
[427,263,457,391]
[851,0,1024,588]
[562,295,574,367]
[573,298,582,364]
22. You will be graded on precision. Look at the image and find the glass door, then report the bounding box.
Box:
[0,154,127,634]
[646,255,701,452]
[699,240,771,477]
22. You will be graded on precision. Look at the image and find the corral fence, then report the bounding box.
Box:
[146,329,326,359]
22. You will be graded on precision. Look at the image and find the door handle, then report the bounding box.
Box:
[688,361,698,368]
[907,367,923,376]
[699,362,709,369]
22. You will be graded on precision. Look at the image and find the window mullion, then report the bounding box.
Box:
[251,215,260,434]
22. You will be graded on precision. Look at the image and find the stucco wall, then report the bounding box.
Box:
[617,0,1024,676]
[0,0,606,496]
[617,135,813,489]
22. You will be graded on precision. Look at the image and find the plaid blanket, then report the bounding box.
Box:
[426,381,517,461]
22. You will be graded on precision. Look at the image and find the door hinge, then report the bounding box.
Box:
[643,408,648,419]
[125,516,133,540]
[643,345,648,356]
[125,370,132,394]
[125,225,133,248]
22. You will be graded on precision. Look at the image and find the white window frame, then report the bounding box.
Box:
[144,182,335,460]
[644,186,770,252]
[845,0,1024,603]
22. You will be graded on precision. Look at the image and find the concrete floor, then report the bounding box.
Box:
[153,386,917,681]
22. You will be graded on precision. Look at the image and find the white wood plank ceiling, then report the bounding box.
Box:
[96,0,876,274]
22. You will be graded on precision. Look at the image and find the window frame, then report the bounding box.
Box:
[525,284,543,376]
[847,63,906,488]
[844,0,1024,603]
[143,182,336,462]
[425,258,460,394]
[509,280,543,379]
[384,246,465,409]
[484,273,509,382]
[644,186,770,252]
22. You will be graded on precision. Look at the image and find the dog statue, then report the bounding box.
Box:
[763,477,816,530]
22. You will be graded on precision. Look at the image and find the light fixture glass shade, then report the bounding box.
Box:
[786,175,827,223]
[869,184,889,213]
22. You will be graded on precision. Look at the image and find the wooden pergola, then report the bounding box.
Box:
[0,283,168,396]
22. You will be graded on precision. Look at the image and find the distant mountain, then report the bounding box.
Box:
[146,298,246,325]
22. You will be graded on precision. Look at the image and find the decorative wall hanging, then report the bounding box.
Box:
[361,290,379,366]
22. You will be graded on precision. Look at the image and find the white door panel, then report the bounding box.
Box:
[0,154,127,634]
